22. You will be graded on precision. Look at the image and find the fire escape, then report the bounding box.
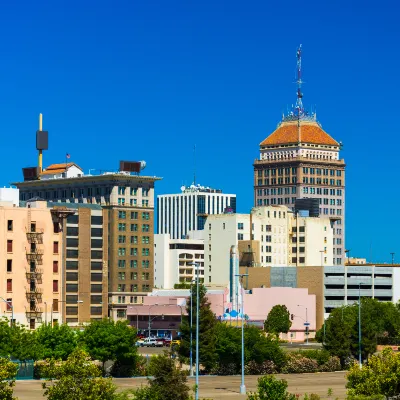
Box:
[25,208,43,322]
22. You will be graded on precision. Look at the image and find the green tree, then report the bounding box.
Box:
[0,318,43,361]
[264,305,292,336]
[213,323,285,373]
[247,375,296,400]
[178,284,218,372]
[36,324,78,361]
[0,358,18,400]
[41,349,123,400]
[347,348,400,397]
[81,319,138,375]
[133,352,190,400]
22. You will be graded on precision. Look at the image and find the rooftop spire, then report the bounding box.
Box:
[295,44,304,116]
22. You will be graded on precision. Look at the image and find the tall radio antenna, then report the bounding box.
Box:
[295,44,304,116]
[193,144,196,186]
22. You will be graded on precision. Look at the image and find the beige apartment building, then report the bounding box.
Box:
[0,198,69,328]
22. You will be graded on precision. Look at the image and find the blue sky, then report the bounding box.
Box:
[1,0,398,262]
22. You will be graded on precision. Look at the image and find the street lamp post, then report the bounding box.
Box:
[130,306,139,331]
[0,297,13,327]
[189,261,200,400]
[44,302,48,325]
[148,304,159,338]
[190,280,194,377]
[235,273,248,395]
[297,304,308,344]
[358,283,362,369]
[319,250,324,267]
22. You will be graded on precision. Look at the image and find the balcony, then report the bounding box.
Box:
[25,307,43,319]
[26,268,43,283]
[324,289,345,296]
[26,249,44,264]
[26,229,44,244]
[324,299,345,308]
[374,289,393,298]
[25,287,43,302]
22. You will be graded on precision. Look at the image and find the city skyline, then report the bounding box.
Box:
[0,1,399,262]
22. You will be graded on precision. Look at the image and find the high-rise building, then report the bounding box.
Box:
[13,161,161,320]
[157,184,236,239]
[253,46,345,263]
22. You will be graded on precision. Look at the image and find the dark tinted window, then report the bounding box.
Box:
[66,284,78,292]
[91,262,103,270]
[67,227,79,236]
[66,272,78,281]
[67,238,79,248]
[91,216,103,225]
[91,273,102,282]
[91,295,102,304]
[91,306,102,315]
[91,228,103,237]
[91,250,103,259]
[91,239,102,249]
[66,295,78,304]
[67,249,79,258]
[91,284,102,293]
[67,215,79,224]
[66,307,78,315]
[66,261,78,270]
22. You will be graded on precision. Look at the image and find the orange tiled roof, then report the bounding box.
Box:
[41,163,81,175]
[260,121,339,147]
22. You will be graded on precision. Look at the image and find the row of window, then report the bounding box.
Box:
[118,260,151,268]
[257,198,296,206]
[117,187,149,197]
[303,178,343,186]
[66,283,102,293]
[302,167,342,176]
[118,247,151,256]
[118,211,150,220]
[6,279,59,293]
[66,272,102,282]
[118,235,151,244]
[118,198,149,207]
[66,250,103,259]
[117,272,150,281]
[118,223,150,232]
[257,177,297,186]
[67,227,103,237]
[257,188,343,197]
[257,167,297,177]
[117,284,151,292]
[257,167,343,177]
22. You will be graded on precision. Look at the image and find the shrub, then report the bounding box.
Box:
[319,356,341,372]
[292,349,330,365]
[0,358,18,400]
[346,396,385,400]
[245,360,276,375]
[211,362,238,376]
[247,375,296,400]
[304,395,321,400]
[281,354,318,374]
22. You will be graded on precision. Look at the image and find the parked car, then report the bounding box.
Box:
[157,337,172,347]
[136,337,163,347]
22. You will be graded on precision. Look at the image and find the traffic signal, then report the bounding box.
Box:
[291,314,294,320]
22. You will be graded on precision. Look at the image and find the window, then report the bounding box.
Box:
[131,284,138,292]
[265,235,272,243]
[118,223,126,231]
[142,189,149,197]
[118,211,126,219]
[118,248,126,256]
[131,248,138,256]
[238,233,244,240]
[7,240,12,253]
[53,280,59,293]
[265,225,272,232]
[142,272,150,280]
[142,236,150,244]
[209,224,211,230]
[118,198,125,205]
[142,212,150,220]
[53,261,59,273]
[131,212,138,219]
[91,284,102,293]
[91,306,103,315]
[142,248,150,256]
[130,199,137,206]
[6,299,12,312]
[6,279,12,292]
[53,241,59,254]
[6,260,12,273]
[117,284,126,292]
[130,188,137,196]
[30,319,35,330]
[118,235,126,243]
[91,250,103,259]
[142,224,150,232]
[130,224,138,232]
[131,236,138,244]
[118,296,126,304]
[130,260,137,268]
[142,260,150,269]
[7,220,13,231]
[142,284,150,292]
[266,256,272,263]
[66,283,78,292]
[238,223,244,230]
[66,272,78,281]
[118,187,126,195]
[131,272,138,280]
[118,260,126,268]
[118,272,126,280]
[142,200,149,207]
[91,261,102,270]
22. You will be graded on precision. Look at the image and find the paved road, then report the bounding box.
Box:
[14,372,347,399]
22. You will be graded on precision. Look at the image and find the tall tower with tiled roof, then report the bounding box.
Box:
[253,45,345,265]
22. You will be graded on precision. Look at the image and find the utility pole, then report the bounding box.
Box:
[390,252,395,265]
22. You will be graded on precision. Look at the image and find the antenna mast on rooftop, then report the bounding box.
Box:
[193,144,196,186]
[295,44,304,116]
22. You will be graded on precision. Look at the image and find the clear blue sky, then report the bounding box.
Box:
[1,0,398,263]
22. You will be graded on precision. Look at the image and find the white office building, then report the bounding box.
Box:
[154,233,205,289]
[157,184,236,239]
[205,205,334,286]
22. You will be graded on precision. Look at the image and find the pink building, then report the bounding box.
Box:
[126,286,315,341]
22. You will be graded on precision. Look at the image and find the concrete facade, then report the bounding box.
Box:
[154,234,205,289]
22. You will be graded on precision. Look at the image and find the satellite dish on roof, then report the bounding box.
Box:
[180,186,186,192]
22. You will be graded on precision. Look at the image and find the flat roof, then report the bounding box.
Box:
[12,173,162,187]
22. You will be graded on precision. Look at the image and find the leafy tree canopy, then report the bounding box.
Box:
[81,319,138,374]
[36,324,78,361]
[0,358,18,400]
[264,305,292,335]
